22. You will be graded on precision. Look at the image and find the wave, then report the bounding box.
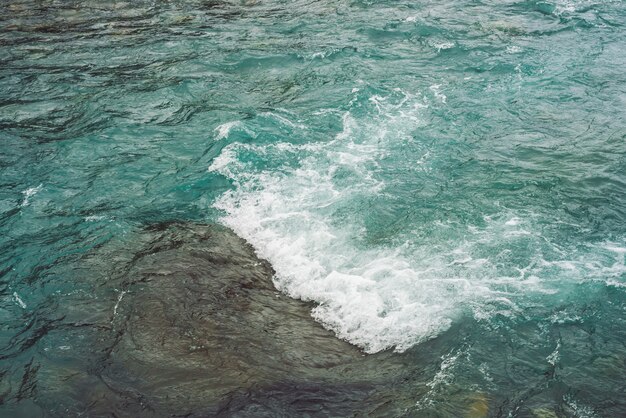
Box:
[210,86,625,353]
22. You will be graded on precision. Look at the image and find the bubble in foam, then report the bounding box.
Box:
[214,121,241,140]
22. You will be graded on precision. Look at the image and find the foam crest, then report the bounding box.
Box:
[210,87,625,352]
[20,184,42,207]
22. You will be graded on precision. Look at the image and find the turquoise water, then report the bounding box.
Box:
[1,0,626,415]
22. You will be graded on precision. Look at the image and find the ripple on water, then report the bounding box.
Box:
[1,0,625,415]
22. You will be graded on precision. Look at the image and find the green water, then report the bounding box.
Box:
[1,0,625,416]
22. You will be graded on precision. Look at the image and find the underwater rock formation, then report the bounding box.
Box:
[7,223,420,416]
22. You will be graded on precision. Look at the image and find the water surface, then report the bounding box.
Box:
[1,0,625,416]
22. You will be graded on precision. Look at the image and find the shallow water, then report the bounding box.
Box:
[1,0,625,416]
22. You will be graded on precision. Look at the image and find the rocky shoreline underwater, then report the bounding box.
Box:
[0,222,443,417]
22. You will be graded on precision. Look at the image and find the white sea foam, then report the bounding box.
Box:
[505,217,520,226]
[211,91,457,352]
[259,111,307,129]
[414,347,466,409]
[506,45,522,54]
[433,41,455,52]
[20,184,42,207]
[13,292,26,309]
[209,87,625,353]
[546,340,561,366]
[604,244,626,254]
[429,84,447,104]
[214,120,247,140]
[564,394,599,418]
[85,215,108,222]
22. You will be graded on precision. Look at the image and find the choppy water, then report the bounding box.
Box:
[1,0,625,416]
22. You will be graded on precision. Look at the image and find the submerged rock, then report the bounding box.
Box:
[465,393,489,418]
[24,223,422,416]
[531,408,559,418]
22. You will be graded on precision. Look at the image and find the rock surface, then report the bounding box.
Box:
[25,222,423,417]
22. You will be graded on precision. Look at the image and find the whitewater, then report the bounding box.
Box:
[210,84,625,353]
